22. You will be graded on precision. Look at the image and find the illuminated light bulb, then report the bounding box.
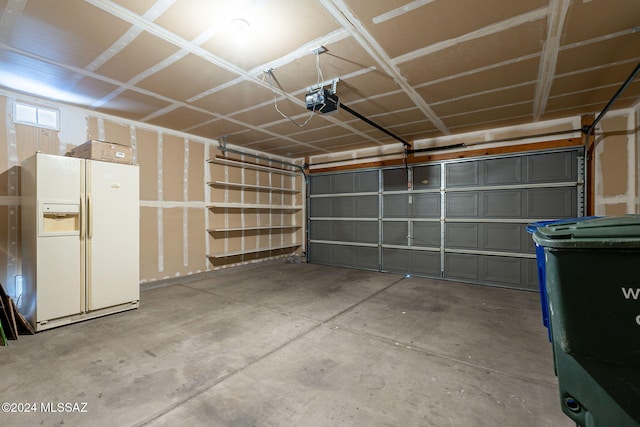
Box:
[231,18,250,33]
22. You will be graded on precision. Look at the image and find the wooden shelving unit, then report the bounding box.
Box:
[208,180,299,193]
[207,244,302,259]
[208,225,302,232]
[207,157,298,176]
[206,156,304,263]
[207,202,303,209]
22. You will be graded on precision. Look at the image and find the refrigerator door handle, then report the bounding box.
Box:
[79,196,85,240]
[87,195,93,239]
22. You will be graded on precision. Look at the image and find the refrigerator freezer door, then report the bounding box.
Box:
[34,154,83,322]
[86,160,140,311]
[37,237,83,320]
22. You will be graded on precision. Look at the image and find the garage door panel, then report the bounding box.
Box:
[348,246,378,270]
[413,222,440,247]
[447,161,479,187]
[310,170,378,194]
[484,190,522,218]
[485,157,523,185]
[445,253,478,280]
[445,253,538,290]
[310,242,378,270]
[483,255,522,286]
[384,194,408,218]
[310,220,377,243]
[355,196,378,217]
[354,170,379,192]
[413,165,441,189]
[309,242,332,264]
[309,147,582,292]
[446,223,478,249]
[334,197,354,217]
[331,173,354,193]
[484,223,528,252]
[412,193,441,217]
[382,248,410,273]
[354,222,378,244]
[310,175,331,194]
[485,256,538,291]
[330,170,378,193]
[332,245,356,267]
[334,221,378,243]
[313,195,378,217]
[523,232,536,253]
[310,197,331,217]
[383,248,440,277]
[527,187,577,218]
[527,151,577,183]
[411,251,441,276]
[446,192,478,217]
[309,221,331,240]
[383,222,408,245]
[383,168,408,191]
[525,258,539,290]
[445,223,531,253]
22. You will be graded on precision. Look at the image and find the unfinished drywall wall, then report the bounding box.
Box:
[0,89,302,292]
[308,117,585,171]
[2,86,636,291]
[594,107,639,215]
[84,115,212,282]
[0,93,64,299]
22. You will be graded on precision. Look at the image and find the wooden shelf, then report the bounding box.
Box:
[207,181,300,193]
[207,156,303,267]
[208,225,302,232]
[208,157,299,176]
[208,202,303,210]
[207,243,301,258]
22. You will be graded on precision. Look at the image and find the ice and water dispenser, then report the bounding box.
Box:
[40,202,80,235]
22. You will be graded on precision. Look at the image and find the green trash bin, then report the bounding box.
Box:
[533,215,640,427]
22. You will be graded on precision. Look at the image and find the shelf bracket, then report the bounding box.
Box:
[219,134,228,150]
[216,137,306,176]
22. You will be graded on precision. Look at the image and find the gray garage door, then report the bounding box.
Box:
[309,148,584,290]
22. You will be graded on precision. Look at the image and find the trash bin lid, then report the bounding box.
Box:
[532,215,640,248]
[526,217,599,234]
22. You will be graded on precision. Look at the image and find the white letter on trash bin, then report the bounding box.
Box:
[636,315,640,326]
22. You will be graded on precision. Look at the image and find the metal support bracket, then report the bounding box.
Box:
[307,78,340,94]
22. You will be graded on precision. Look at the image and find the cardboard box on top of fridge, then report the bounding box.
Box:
[66,140,133,165]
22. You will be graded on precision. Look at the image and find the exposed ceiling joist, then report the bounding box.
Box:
[86,0,390,149]
[187,28,350,104]
[1,0,638,158]
[372,0,436,24]
[317,0,450,136]
[0,0,26,43]
[392,7,550,65]
[533,0,571,120]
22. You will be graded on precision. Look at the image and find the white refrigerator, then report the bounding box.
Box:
[21,152,139,331]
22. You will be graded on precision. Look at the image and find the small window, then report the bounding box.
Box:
[14,102,59,130]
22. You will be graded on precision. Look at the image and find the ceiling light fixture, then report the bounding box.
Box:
[230,18,250,33]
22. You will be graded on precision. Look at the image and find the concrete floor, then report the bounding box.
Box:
[1,262,572,427]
